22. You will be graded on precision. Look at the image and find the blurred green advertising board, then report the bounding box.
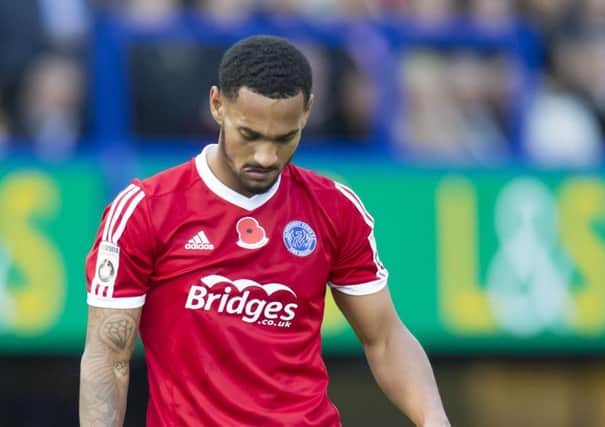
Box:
[1,156,604,354]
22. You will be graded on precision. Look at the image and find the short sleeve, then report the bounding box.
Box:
[328,182,388,295]
[85,181,154,308]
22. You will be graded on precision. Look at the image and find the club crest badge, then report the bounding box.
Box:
[283,221,317,257]
[236,217,269,249]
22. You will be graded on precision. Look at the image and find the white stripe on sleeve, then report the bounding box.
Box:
[335,182,375,227]
[328,277,388,296]
[87,293,146,309]
[106,185,141,242]
[102,184,136,241]
[111,191,145,244]
[335,181,387,280]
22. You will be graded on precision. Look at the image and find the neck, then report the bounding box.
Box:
[206,143,256,197]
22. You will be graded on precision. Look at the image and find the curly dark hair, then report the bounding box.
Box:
[219,35,312,105]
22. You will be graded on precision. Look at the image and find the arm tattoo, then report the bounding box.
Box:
[80,375,121,426]
[114,360,129,377]
[80,309,140,426]
[100,314,136,352]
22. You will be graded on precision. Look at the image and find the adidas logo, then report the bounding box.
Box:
[185,231,215,250]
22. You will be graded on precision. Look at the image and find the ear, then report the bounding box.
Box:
[209,86,224,125]
[301,93,314,128]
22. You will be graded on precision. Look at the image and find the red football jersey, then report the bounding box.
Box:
[86,144,389,427]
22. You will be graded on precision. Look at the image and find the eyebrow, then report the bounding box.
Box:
[238,126,299,141]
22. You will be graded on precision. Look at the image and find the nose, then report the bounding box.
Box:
[253,143,279,169]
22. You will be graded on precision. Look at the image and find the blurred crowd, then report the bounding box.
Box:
[0,0,604,166]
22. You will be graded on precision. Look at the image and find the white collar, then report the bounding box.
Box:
[195,144,281,211]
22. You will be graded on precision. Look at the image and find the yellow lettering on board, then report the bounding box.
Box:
[0,171,65,335]
[559,178,605,335]
[436,177,497,333]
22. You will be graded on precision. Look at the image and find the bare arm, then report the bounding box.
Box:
[79,306,142,427]
[331,287,449,427]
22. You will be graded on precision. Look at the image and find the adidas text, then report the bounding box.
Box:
[185,242,215,250]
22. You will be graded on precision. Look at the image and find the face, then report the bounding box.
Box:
[208,86,313,196]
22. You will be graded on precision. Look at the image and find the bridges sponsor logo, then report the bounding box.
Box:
[185,274,298,328]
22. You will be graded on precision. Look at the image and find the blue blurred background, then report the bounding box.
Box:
[1,0,605,426]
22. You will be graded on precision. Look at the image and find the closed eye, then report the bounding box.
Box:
[275,131,298,144]
[237,127,298,143]
[239,130,260,141]
[276,134,296,144]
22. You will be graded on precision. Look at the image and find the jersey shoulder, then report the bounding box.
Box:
[286,164,364,210]
[286,164,375,230]
[136,158,199,200]
[286,163,340,193]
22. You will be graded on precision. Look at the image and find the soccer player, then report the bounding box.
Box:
[79,35,450,427]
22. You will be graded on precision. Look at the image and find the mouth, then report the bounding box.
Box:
[242,167,277,181]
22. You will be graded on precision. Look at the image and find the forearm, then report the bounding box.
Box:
[79,307,140,427]
[79,350,130,426]
[364,322,449,427]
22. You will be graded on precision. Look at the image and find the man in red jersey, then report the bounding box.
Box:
[79,35,450,427]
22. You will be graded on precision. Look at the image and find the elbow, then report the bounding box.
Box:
[362,319,406,358]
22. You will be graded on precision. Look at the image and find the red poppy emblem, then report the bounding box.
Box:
[236,217,269,249]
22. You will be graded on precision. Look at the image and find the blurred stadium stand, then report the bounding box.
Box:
[2,0,605,426]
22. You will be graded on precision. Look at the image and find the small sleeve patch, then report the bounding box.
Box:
[91,241,121,297]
